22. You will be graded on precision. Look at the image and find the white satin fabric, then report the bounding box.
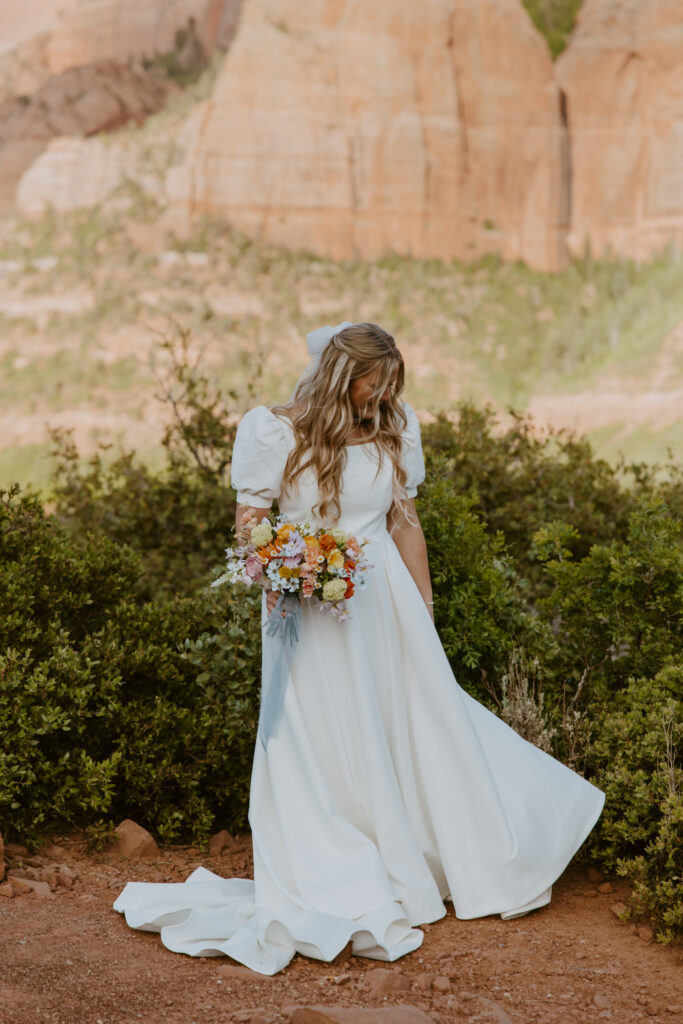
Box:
[114,403,605,975]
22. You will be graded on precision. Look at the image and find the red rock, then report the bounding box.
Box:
[8,875,32,895]
[610,902,627,919]
[208,829,234,855]
[432,976,451,993]
[556,0,683,263]
[0,59,174,210]
[363,968,412,997]
[412,974,435,991]
[57,865,76,889]
[8,874,52,897]
[637,925,655,943]
[0,880,13,898]
[5,842,28,858]
[597,881,614,893]
[170,0,567,272]
[110,819,159,859]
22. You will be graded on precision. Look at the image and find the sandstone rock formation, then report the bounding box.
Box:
[0,1,244,102]
[556,0,683,262]
[167,0,568,271]
[0,60,174,210]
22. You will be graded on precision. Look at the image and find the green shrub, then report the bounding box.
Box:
[583,661,682,943]
[536,502,683,702]
[0,483,261,844]
[418,464,556,703]
[421,403,639,601]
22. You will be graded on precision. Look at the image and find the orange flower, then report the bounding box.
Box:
[277,523,295,541]
[319,534,337,552]
[344,580,355,599]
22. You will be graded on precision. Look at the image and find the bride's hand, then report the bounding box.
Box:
[266,589,284,617]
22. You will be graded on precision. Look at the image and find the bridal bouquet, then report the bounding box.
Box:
[211,509,374,623]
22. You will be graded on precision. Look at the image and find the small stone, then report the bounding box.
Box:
[638,925,655,943]
[644,1002,659,1016]
[5,842,28,858]
[593,994,610,1009]
[666,1005,683,1015]
[208,829,234,856]
[110,819,159,859]
[57,865,76,889]
[587,866,604,883]
[412,973,435,991]
[610,902,627,919]
[8,875,32,895]
[364,967,412,997]
[333,974,352,985]
[0,881,13,898]
[432,976,451,993]
[597,882,614,894]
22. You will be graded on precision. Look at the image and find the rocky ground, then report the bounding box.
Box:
[1,826,681,1024]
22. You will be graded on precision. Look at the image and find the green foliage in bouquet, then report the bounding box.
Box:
[582,661,682,944]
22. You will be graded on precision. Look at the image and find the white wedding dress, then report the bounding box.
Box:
[113,402,606,975]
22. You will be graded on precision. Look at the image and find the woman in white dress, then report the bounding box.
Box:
[114,321,606,975]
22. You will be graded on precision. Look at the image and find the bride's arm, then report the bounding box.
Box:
[386,499,435,622]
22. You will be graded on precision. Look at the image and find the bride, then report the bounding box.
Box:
[114,321,606,975]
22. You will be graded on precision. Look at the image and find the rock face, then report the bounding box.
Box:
[556,0,683,261]
[0,60,174,210]
[0,1,244,102]
[168,0,568,271]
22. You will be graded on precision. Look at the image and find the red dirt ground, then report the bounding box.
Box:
[1,833,681,1024]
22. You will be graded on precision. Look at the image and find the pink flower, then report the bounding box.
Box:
[245,555,263,582]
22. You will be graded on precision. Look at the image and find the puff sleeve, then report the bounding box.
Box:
[401,402,426,498]
[230,406,290,508]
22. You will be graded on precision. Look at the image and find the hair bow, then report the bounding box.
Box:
[306,321,356,356]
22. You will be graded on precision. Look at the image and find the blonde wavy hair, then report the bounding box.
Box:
[270,322,418,533]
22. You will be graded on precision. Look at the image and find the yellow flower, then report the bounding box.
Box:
[322,579,347,602]
[327,549,344,570]
[251,522,274,547]
[277,523,295,541]
[330,528,347,547]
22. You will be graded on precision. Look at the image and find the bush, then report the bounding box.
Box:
[536,502,683,703]
[0,483,261,844]
[583,661,682,943]
[421,402,683,603]
[418,464,556,704]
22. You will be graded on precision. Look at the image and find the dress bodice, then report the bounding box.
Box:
[230,404,426,540]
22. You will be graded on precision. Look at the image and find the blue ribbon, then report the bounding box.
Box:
[258,592,302,749]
